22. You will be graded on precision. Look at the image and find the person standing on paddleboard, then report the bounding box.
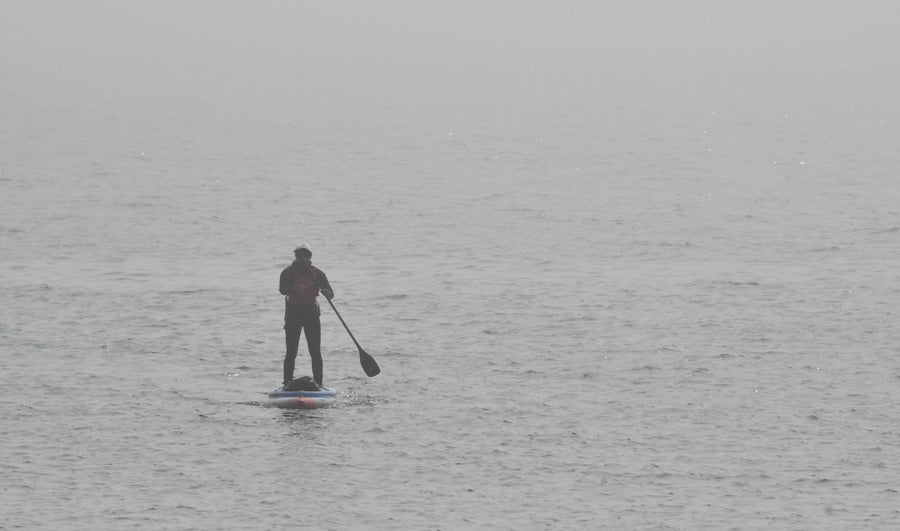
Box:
[279,243,334,388]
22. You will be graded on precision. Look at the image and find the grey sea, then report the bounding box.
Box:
[3,2,900,529]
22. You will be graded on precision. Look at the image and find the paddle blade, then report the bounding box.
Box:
[359,349,380,377]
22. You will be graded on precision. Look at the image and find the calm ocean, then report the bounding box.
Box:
[3,2,900,529]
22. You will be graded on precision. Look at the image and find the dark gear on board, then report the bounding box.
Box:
[279,243,334,388]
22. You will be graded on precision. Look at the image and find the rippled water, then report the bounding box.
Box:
[4,3,900,530]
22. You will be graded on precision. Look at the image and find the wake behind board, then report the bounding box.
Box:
[268,387,336,409]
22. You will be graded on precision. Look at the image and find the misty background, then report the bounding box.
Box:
[4,2,898,163]
[4,1,899,268]
[4,2,900,529]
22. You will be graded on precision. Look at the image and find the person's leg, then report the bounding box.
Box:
[284,327,302,386]
[304,314,323,387]
[284,305,303,386]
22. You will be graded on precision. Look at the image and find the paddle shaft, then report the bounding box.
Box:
[301,261,358,347]
[325,297,362,351]
[303,260,380,376]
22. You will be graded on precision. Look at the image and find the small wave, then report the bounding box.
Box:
[723,280,760,286]
[559,315,597,322]
[163,288,219,295]
[235,401,266,408]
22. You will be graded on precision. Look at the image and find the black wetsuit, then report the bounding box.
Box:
[279,261,333,387]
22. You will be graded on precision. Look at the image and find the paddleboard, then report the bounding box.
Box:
[268,387,336,409]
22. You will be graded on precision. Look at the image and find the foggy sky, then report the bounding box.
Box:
[3,2,897,101]
[2,0,898,162]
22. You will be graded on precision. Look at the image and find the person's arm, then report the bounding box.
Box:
[315,269,334,300]
[279,267,292,296]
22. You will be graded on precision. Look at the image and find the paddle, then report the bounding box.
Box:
[324,297,381,377]
[303,258,380,377]
[306,259,381,377]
